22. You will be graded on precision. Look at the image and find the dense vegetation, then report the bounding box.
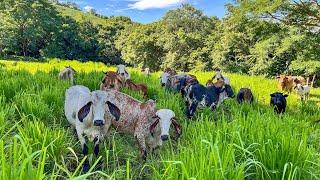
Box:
[1,59,320,179]
[0,0,320,77]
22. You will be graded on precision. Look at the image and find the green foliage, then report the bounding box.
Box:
[0,1,319,76]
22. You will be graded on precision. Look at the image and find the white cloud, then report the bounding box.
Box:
[128,0,186,10]
[84,5,94,12]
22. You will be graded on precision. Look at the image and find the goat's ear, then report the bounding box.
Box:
[78,101,92,122]
[270,94,275,97]
[171,117,182,139]
[149,118,159,137]
[283,94,288,98]
[106,101,121,121]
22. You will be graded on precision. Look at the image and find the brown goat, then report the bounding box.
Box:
[125,79,148,98]
[100,71,123,91]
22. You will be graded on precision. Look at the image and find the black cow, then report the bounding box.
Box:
[270,92,288,114]
[236,88,254,104]
[185,83,223,118]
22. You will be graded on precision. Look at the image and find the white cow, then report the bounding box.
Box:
[295,84,311,101]
[64,85,119,172]
[59,66,76,85]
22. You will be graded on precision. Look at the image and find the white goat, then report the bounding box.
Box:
[64,85,119,172]
[295,84,311,100]
[116,64,130,81]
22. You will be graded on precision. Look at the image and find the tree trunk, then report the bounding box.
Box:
[311,74,316,88]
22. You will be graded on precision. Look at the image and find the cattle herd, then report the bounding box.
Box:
[58,65,312,172]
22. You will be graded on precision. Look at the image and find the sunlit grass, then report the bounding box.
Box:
[0,59,320,179]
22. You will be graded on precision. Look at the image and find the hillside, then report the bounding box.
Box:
[56,5,109,26]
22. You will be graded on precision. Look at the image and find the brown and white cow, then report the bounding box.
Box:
[100,71,123,91]
[103,90,182,160]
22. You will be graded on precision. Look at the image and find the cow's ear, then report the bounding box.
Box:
[106,101,120,121]
[78,101,92,122]
[171,117,182,139]
[149,117,159,137]
[270,94,275,97]
[283,94,288,98]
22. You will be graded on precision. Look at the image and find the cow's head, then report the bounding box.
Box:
[223,84,235,98]
[65,66,77,73]
[160,72,171,87]
[116,64,128,77]
[150,109,182,141]
[101,71,123,90]
[270,92,288,110]
[78,90,120,127]
[294,83,303,91]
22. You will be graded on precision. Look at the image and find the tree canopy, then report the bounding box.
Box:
[0,0,319,76]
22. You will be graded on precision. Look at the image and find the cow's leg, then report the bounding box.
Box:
[135,133,147,160]
[93,137,100,156]
[187,101,198,119]
[76,127,90,173]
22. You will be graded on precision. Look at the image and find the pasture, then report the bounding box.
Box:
[0,59,320,179]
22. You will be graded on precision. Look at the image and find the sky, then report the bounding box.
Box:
[59,0,231,23]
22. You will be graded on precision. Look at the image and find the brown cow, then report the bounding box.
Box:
[292,76,306,87]
[125,79,148,98]
[206,79,225,88]
[277,75,294,93]
[100,71,123,91]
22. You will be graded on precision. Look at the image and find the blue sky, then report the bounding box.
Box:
[60,0,231,23]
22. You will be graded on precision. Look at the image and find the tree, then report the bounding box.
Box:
[159,4,217,71]
[0,0,60,57]
[116,23,164,70]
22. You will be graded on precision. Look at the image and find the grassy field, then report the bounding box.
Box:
[0,59,320,179]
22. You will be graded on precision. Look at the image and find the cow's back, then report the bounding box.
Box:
[105,90,153,134]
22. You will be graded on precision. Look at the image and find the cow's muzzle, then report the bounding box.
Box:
[161,135,169,141]
[94,120,104,126]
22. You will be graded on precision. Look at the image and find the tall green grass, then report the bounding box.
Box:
[0,59,320,179]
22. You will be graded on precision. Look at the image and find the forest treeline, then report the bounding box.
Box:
[0,0,319,77]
